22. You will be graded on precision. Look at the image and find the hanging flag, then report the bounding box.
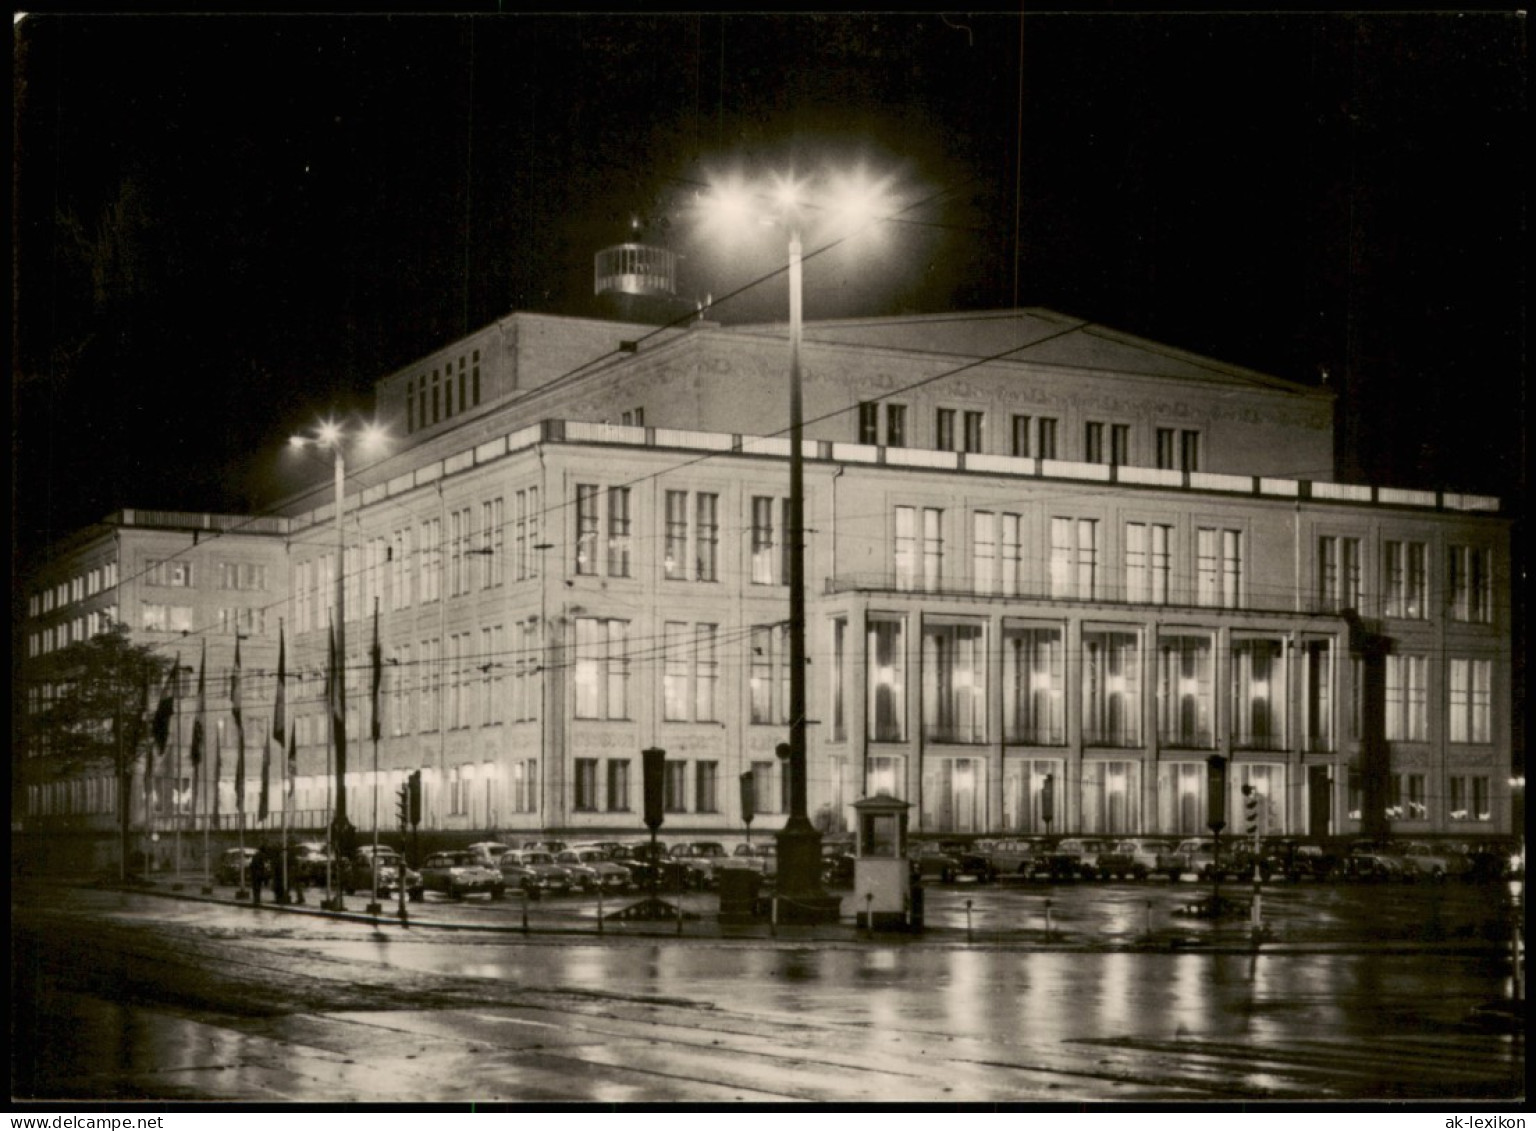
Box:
[272,623,286,745]
[232,637,245,814]
[287,722,297,798]
[370,601,383,742]
[212,724,222,822]
[329,622,347,778]
[149,656,177,813]
[189,641,207,767]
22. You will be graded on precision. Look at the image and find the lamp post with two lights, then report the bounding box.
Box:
[699,166,895,922]
[289,419,387,909]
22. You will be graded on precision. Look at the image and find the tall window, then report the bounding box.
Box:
[695,493,718,581]
[663,622,718,722]
[963,411,984,453]
[606,487,631,577]
[1156,633,1214,748]
[1158,762,1210,835]
[923,757,985,833]
[858,402,879,445]
[1155,428,1176,470]
[1449,545,1493,624]
[1003,758,1063,833]
[1318,535,1362,612]
[695,761,718,814]
[1037,418,1058,460]
[1196,527,1241,608]
[146,560,194,588]
[574,618,628,720]
[1383,540,1427,619]
[936,408,956,451]
[1083,629,1141,746]
[1084,422,1105,464]
[1011,414,1031,457]
[1003,623,1064,744]
[575,485,599,575]
[831,617,849,743]
[1049,518,1098,600]
[574,760,599,811]
[1180,430,1201,472]
[1082,761,1138,835]
[868,615,907,742]
[606,760,630,812]
[972,512,995,594]
[1448,658,1492,743]
[885,404,906,448]
[751,760,780,814]
[1384,653,1428,741]
[751,496,784,585]
[922,621,986,744]
[1231,636,1287,750]
[1110,424,1130,468]
[895,506,943,592]
[1449,775,1492,822]
[664,761,687,812]
[749,624,789,725]
[1301,638,1334,752]
[1124,522,1171,604]
[664,491,688,581]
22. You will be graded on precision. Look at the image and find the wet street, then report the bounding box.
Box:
[12,880,1525,1103]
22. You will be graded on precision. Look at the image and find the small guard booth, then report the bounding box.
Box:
[847,796,922,931]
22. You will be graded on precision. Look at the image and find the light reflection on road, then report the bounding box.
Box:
[293,933,1509,1052]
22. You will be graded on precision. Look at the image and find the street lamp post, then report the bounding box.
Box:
[699,167,893,923]
[290,420,386,911]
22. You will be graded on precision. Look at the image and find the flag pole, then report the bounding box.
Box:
[174,692,183,889]
[370,597,382,913]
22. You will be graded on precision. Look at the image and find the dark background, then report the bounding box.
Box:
[13,11,1526,563]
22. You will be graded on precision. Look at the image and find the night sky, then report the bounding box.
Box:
[13,11,1527,566]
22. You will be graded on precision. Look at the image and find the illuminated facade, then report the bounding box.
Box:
[18,309,1514,848]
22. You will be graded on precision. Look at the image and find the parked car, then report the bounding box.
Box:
[419,850,506,899]
[1039,838,1105,881]
[1398,842,1472,882]
[1096,839,1161,881]
[910,842,963,882]
[1156,838,1216,881]
[290,841,338,887]
[216,846,260,886]
[465,841,514,867]
[984,838,1044,879]
[720,842,778,877]
[1275,841,1340,882]
[619,842,690,890]
[935,840,996,882]
[520,840,568,856]
[669,841,730,888]
[557,848,632,893]
[1341,843,1408,882]
[503,849,575,893]
[354,846,424,901]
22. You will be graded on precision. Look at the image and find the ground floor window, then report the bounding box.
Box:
[1234,762,1285,834]
[664,760,687,813]
[1157,761,1207,835]
[921,756,985,833]
[606,759,630,812]
[1002,757,1063,833]
[574,759,598,811]
[1082,760,1139,835]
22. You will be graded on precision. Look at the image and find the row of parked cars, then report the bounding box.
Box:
[901,836,1525,885]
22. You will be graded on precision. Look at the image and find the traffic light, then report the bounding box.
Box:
[1206,755,1228,833]
[1243,784,1261,837]
[407,770,422,827]
[396,783,410,830]
[642,747,666,831]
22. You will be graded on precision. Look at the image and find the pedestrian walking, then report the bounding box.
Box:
[250,845,268,906]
